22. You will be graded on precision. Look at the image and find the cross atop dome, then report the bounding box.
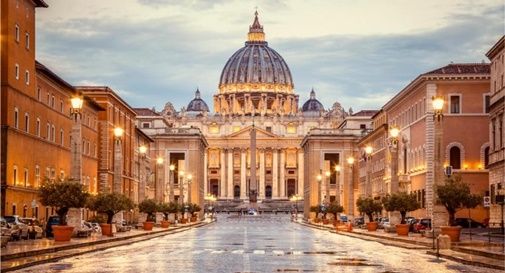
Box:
[248,10,265,43]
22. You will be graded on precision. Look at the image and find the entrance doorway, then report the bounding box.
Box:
[210,179,219,196]
[287,179,296,197]
[234,185,240,199]
[265,185,272,199]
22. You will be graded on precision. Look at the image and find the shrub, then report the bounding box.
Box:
[86,192,134,224]
[38,179,89,225]
[381,192,420,224]
[356,197,382,222]
[138,199,158,222]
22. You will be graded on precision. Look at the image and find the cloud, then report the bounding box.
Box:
[36,1,504,113]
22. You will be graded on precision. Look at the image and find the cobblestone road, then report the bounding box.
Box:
[14,214,503,273]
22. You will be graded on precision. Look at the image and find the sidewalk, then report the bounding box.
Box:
[1,220,213,272]
[299,220,505,270]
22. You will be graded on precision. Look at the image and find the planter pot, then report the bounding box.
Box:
[441,226,462,242]
[161,220,170,228]
[100,224,113,236]
[396,224,410,236]
[322,219,330,225]
[53,225,74,242]
[190,217,197,222]
[366,222,378,231]
[313,218,321,223]
[180,218,187,224]
[143,221,154,231]
[332,220,341,227]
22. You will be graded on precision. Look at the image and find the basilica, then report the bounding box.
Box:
[135,12,372,208]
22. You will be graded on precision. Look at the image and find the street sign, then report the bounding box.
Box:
[483,196,491,207]
[444,166,453,177]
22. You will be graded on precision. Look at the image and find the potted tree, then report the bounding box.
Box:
[179,203,189,224]
[310,206,321,223]
[138,199,157,230]
[382,192,420,236]
[436,175,482,242]
[157,202,171,228]
[38,179,89,241]
[356,197,382,231]
[189,203,201,222]
[87,192,134,236]
[168,202,179,224]
[327,202,344,227]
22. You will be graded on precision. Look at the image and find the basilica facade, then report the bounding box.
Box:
[135,12,370,206]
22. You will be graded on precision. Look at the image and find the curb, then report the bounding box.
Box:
[1,221,214,272]
[426,250,505,271]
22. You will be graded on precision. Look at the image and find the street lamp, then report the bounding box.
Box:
[389,125,400,193]
[113,127,124,194]
[169,164,175,202]
[70,96,83,184]
[154,157,164,201]
[335,165,341,205]
[138,145,148,202]
[365,145,373,197]
[347,156,355,217]
[186,173,193,203]
[139,145,147,155]
[431,95,445,249]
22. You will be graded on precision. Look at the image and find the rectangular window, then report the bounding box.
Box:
[13,166,18,186]
[25,32,29,49]
[60,100,64,112]
[450,95,460,114]
[51,125,55,142]
[46,123,51,140]
[266,126,272,132]
[35,119,40,136]
[60,130,64,145]
[51,95,55,108]
[484,95,490,113]
[142,122,150,128]
[15,64,19,80]
[24,113,29,132]
[25,70,29,85]
[24,168,28,187]
[14,108,19,128]
[15,24,20,42]
[37,88,41,101]
[35,165,40,187]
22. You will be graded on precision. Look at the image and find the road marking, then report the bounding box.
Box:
[211,250,224,254]
[192,250,204,254]
[272,250,284,255]
[232,249,244,254]
[253,250,265,254]
[293,251,303,255]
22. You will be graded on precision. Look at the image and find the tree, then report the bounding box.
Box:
[188,203,202,216]
[158,202,179,221]
[326,202,344,220]
[38,179,89,225]
[436,174,482,226]
[356,197,382,222]
[87,193,134,224]
[381,192,420,224]
[138,199,158,222]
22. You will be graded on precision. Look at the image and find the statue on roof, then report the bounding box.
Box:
[162,102,176,116]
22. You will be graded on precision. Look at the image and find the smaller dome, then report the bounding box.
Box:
[187,89,209,112]
[302,89,324,112]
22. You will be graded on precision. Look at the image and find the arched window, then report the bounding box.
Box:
[450,146,461,169]
[234,185,240,199]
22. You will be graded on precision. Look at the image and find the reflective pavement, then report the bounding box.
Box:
[13,214,503,273]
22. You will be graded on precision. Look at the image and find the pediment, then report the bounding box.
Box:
[226,126,279,139]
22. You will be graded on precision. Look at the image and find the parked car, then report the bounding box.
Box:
[413,218,431,233]
[339,214,348,222]
[454,218,484,228]
[20,218,43,239]
[378,217,389,229]
[84,222,102,233]
[247,208,258,216]
[45,216,61,238]
[4,216,29,239]
[116,221,132,232]
[75,223,93,237]
[353,217,364,226]
[1,217,12,237]
[405,217,417,232]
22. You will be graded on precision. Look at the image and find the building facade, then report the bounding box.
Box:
[135,12,353,210]
[487,35,505,228]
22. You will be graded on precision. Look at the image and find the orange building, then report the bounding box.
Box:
[373,63,491,223]
[76,86,138,200]
[1,0,102,220]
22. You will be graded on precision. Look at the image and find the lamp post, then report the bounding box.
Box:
[169,164,175,202]
[290,194,302,220]
[389,126,400,193]
[335,165,341,205]
[138,145,148,202]
[186,173,193,203]
[179,170,185,205]
[365,145,373,197]
[325,170,331,205]
[347,156,355,217]
[316,171,323,205]
[70,96,83,184]
[154,157,164,202]
[113,127,124,194]
[431,95,446,249]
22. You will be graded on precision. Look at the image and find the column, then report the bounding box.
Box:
[259,149,265,199]
[204,149,208,195]
[272,149,278,199]
[279,149,286,198]
[220,149,227,198]
[227,149,234,199]
[297,150,304,196]
[240,149,247,199]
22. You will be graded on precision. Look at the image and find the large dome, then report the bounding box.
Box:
[218,12,294,94]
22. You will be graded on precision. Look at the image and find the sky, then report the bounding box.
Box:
[36,0,504,112]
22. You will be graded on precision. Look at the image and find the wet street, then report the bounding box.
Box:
[14,215,502,273]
